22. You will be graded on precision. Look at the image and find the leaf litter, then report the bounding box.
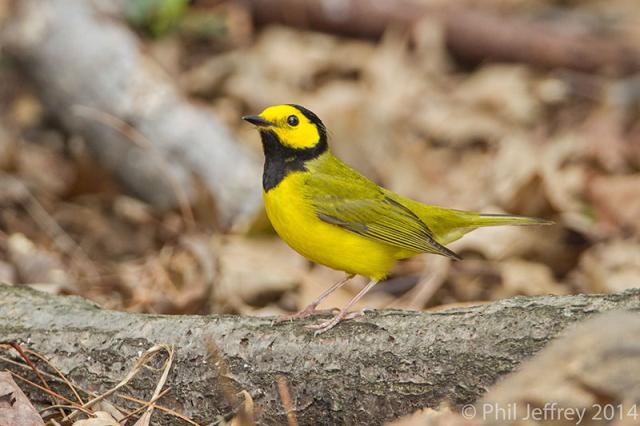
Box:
[0,342,195,425]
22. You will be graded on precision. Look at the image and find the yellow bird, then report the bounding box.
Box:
[243,104,551,334]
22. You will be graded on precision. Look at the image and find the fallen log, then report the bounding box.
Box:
[480,311,640,425]
[244,0,640,75]
[1,0,262,228]
[390,311,640,425]
[1,284,639,424]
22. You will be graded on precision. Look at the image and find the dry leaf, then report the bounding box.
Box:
[0,371,44,426]
[574,240,640,293]
[230,390,256,426]
[215,236,307,311]
[0,260,16,284]
[118,235,214,313]
[588,174,640,234]
[455,64,540,126]
[7,233,72,286]
[387,406,476,426]
[495,259,568,298]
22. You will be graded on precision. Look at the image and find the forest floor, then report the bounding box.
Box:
[2,0,639,319]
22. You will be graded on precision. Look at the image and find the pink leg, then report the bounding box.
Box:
[305,279,379,335]
[273,274,354,324]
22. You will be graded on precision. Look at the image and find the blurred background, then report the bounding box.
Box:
[0,0,639,317]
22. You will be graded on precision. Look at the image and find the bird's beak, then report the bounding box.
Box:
[242,115,274,128]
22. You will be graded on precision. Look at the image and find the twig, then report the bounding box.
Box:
[1,346,195,425]
[132,344,174,425]
[10,372,78,407]
[245,0,640,75]
[0,353,114,410]
[117,394,200,426]
[25,348,84,406]
[277,376,298,426]
[8,342,63,417]
[62,344,174,422]
[0,352,100,408]
[39,403,95,417]
[119,387,171,423]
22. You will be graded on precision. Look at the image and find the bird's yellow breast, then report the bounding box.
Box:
[264,172,399,280]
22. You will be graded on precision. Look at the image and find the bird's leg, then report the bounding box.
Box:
[273,274,355,324]
[306,279,379,335]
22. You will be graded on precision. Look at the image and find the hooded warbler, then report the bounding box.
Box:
[243,104,552,334]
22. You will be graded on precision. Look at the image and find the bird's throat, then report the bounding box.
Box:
[261,130,328,192]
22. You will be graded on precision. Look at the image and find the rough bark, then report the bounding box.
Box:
[1,0,262,228]
[1,285,640,425]
[389,311,640,426]
[480,311,640,426]
[245,0,640,75]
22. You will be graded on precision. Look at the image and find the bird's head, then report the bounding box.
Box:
[243,104,327,150]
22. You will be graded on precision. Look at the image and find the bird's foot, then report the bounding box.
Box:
[272,305,338,325]
[305,310,362,335]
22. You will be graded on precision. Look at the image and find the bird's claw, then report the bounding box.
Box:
[305,310,362,335]
[272,306,316,325]
[272,306,340,325]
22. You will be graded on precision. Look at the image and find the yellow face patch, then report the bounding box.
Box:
[258,105,321,149]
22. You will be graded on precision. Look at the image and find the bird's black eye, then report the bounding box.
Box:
[287,115,299,126]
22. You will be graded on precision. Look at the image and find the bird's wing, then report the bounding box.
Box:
[305,170,461,260]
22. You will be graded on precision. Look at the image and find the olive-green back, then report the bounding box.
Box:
[304,153,461,259]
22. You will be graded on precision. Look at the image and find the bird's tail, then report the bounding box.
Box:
[462,213,554,227]
[416,207,554,245]
[396,197,554,245]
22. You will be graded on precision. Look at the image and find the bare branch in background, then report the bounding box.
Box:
[2,0,262,228]
[244,0,640,75]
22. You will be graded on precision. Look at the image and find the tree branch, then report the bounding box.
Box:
[1,284,639,424]
[244,0,640,75]
[2,0,262,228]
